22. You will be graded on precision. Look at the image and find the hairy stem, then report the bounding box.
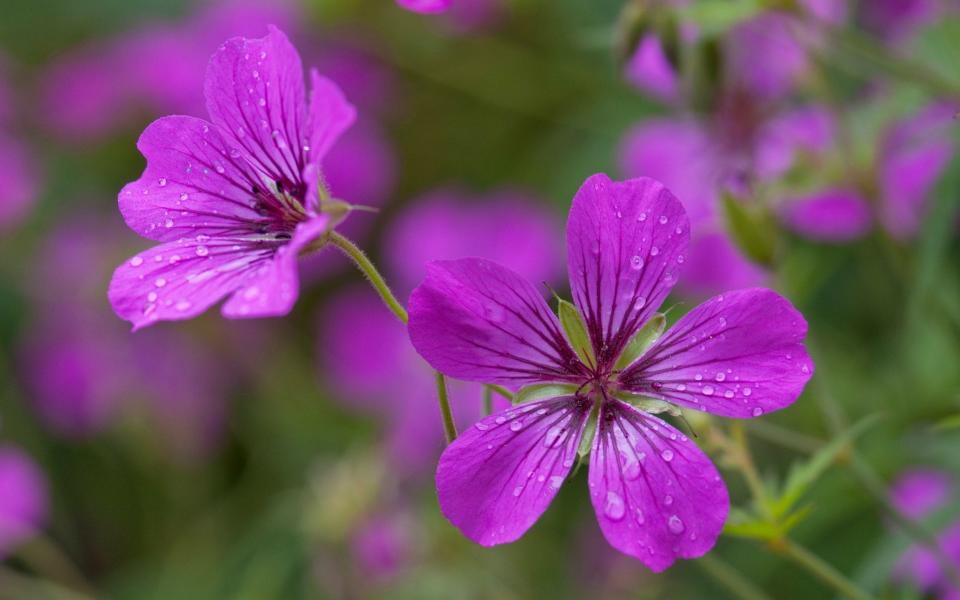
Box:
[696,554,774,600]
[435,371,457,442]
[327,231,408,323]
[774,539,875,600]
[328,231,457,442]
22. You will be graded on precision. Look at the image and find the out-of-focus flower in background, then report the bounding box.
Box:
[396,0,453,15]
[890,468,960,598]
[0,54,39,231]
[0,445,47,558]
[319,189,559,476]
[40,0,298,141]
[20,219,229,462]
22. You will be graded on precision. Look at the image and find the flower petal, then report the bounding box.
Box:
[306,71,355,174]
[409,258,585,386]
[396,0,452,13]
[567,174,689,370]
[436,397,591,546]
[119,115,263,242]
[779,188,872,242]
[205,26,308,190]
[109,234,279,330]
[222,216,329,318]
[589,401,728,571]
[620,288,813,418]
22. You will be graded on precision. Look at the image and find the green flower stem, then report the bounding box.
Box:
[696,554,774,600]
[327,232,408,323]
[435,371,457,442]
[730,423,875,600]
[482,386,493,417]
[328,232,457,442]
[774,538,875,600]
[486,384,515,402]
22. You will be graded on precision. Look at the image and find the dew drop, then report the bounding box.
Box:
[715,372,726,382]
[549,475,564,489]
[512,485,524,497]
[663,495,674,506]
[130,256,144,267]
[158,178,167,187]
[154,278,167,288]
[258,98,266,107]
[752,407,764,417]
[147,292,158,302]
[604,491,626,521]
[638,212,647,222]
[702,386,715,396]
[630,255,644,270]
[510,420,523,432]
[650,246,660,256]
[742,388,752,397]
[544,427,563,448]
[667,515,685,534]
[661,449,674,462]
[195,246,209,257]
[175,300,192,311]
[495,416,506,425]
[659,215,668,225]
[164,219,174,228]
[623,456,641,480]
[695,373,703,381]
[475,422,489,431]
[724,390,735,399]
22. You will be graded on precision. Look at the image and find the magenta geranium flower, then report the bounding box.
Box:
[109,26,356,330]
[0,446,47,558]
[407,174,814,570]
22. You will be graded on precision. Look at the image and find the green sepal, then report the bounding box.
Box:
[614,313,666,370]
[320,199,352,229]
[577,401,601,460]
[514,383,579,405]
[558,299,595,369]
[616,392,682,417]
[721,192,777,266]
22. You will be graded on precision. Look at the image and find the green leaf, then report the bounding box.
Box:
[770,415,882,519]
[514,383,579,405]
[615,313,666,370]
[676,0,765,37]
[932,413,960,431]
[558,298,595,369]
[723,508,779,541]
[721,192,777,266]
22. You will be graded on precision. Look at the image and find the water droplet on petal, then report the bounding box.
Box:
[659,215,668,225]
[544,427,563,448]
[663,495,673,506]
[549,475,564,489]
[130,256,144,267]
[147,292,158,302]
[510,420,523,432]
[752,407,764,417]
[715,372,726,382]
[661,449,674,462]
[195,246,209,257]
[667,515,685,534]
[650,246,660,256]
[175,300,192,311]
[604,491,625,521]
[154,278,167,288]
[743,388,752,397]
[495,416,506,425]
[512,485,523,497]
[157,178,167,187]
[702,386,715,396]
[475,422,489,431]
[630,255,644,270]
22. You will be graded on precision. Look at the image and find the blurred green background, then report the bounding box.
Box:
[1,0,959,598]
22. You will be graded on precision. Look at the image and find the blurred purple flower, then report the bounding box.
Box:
[351,512,412,581]
[384,188,562,295]
[890,469,960,598]
[396,0,452,14]
[624,35,680,104]
[0,445,47,558]
[22,218,228,461]
[0,135,40,231]
[41,0,298,140]
[109,27,356,330]
[408,174,813,570]
[860,0,942,42]
[779,188,873,242]
[879,103,956,240]
[319,189,558,474]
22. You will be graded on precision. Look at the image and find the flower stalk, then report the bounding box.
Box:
[327,231,457,442]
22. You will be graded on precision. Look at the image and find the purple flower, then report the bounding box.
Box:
[319,190,559,474]
[624,35,681,104]
[407,174,813,570]
[0,134,40,231]
[860,0,942,42]
[890,469,960,597]
[879,103,956,240]
[109,27,356,330]
[41,0,298,140]
[23,218,229,461]
[351,512,412,581]
[0,446,47,558]
[779,188,873,242]
[396,0,452,14]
